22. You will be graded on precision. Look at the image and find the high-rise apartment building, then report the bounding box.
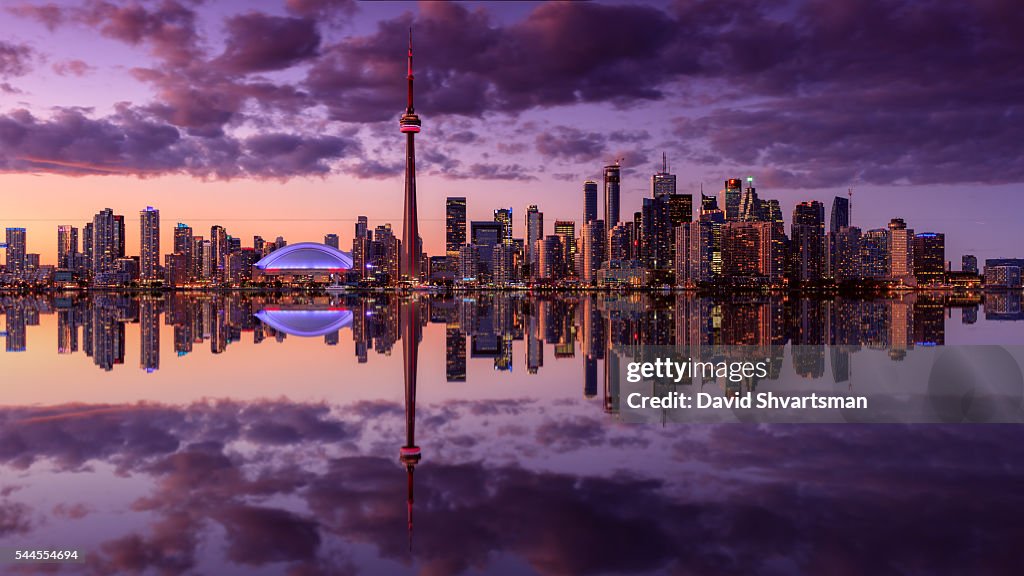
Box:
[57,225,77,269]
[604,164,620,228]
[581,220,606,285]
[211,225,228,281]
[861,229,890,279]
[173,224,193,272]
[833,226,862,283]
[583,180,598,224]
[494,208,513,245]
[526,205,543,269]
[791,201,826,282]
[675,221,711,286]
[140,206,160,281]
[553,221,576,274]
[888,218,914,280]
[4,228,27,274]
[91,209,117,275]
[913,232,945,285]
[445,197,466,256]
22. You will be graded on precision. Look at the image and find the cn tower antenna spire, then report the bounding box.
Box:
[406,28,415,113]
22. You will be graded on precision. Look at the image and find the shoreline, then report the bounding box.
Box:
[0,285,1016,296]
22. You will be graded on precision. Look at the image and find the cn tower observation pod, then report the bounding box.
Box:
[254,242,353,274]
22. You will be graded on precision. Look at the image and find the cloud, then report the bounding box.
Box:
[214,13,321,74]
[285,0,357,22]
[0,500,32,537]
[52,58,94,77]
[70,0,204,66]
[0,107,360,179]
[6,0,1024,186]
[447,162,538,181]
[535,127,608,162]
[0,41,33,78]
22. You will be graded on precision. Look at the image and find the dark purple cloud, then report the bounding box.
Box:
[535,127,607,162]
[5,0,1024,186]
[285,0,357,22]
[0,107,359,178]
[0,40,33,77]
[449,162,537,181]
[80,0,203,65]
[0,500,32,536]
[51,58,94,76]
[214,13,321,74]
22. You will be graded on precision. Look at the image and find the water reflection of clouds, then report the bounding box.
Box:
[1,400,1022,575]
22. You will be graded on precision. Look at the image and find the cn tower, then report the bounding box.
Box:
[399,29,422,282]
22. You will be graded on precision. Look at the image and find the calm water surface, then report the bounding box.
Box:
[1,292,1023,575]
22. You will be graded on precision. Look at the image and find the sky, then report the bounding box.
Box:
[0,0,1022,265]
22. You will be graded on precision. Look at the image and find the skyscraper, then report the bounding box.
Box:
[791,201,826,282]
[604,163,620,228]
[722,221,782,282]
[191,236,205,280]
[640,196,672,270]
[830,195,850,233]
[353,216,369,279]
[724,178,743,221]
[494,207,513,245]
[651,153,676,197]
[526,205,543,269]
[675,221,711,286]
[537,235,565,281]
[211,225,228,281]
[4,228,27,274]
[324,234,340,249]
[888,218,914,281]
[553,220,576,274]
[400,30,422,281]
[700,193,725,275]
[445,197,466,256]
[581,220,606,285]
[140,206,160,281]
[83,222,93,274]
[92,209,117,275]
[57,225,77,269]
[608,223,632,261]
[833,226,862,283]
[470,221,503,281]
[173,224,193,276]
[200,240,214,280]
[738,178,760,221]
[583,180,598,224]
[861,229,890,279]
[113,214,126,259]
[913,232,945,285]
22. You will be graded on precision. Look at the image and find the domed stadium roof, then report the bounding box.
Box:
[254,307,353,337]
[254,242,353,272]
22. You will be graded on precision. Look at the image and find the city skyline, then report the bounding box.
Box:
[0,1,1022,263]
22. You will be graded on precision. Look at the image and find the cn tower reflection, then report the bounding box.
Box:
[399,296,422,551]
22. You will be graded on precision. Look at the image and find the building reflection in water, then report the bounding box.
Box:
[399,296,422,550]
[5,291,1021,380]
